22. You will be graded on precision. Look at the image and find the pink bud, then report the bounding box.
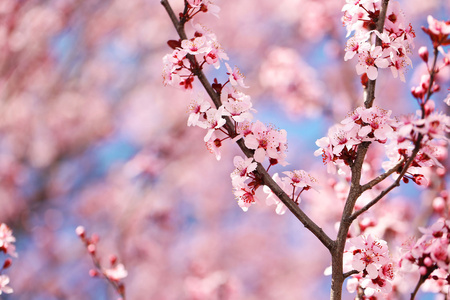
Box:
[418,46,429,62]
[2,259,12,269]
[433,197,445,213]
[89,269,99,277]
[87,244,96,254]
[419,266,428,275]
[433,84,440,92]
[109,254,117,266]
[75,226,85,238]
[424,100,435,116]
[424,257,433,267]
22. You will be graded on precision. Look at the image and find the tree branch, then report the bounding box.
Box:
[349,135,423,222]
[161,0,334,251]
[343,270,360,279]
[360,157,405,193]
[331,1,390,298]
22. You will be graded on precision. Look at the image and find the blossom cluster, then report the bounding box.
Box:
[0,223,16,296]
[344,235,395,298]
[263,171,318,215]
[76,226,127,298]
[399,218,450,295]
[342,0,415,81]
[422,16,450,48]
[315,105,395,175]
[230,154,318,213]
[186,86,256,160]
[316,102,449,184]
[226,120,290,212]
[382,102,450,185]
[161,1,317,215]
[163,22,228,89]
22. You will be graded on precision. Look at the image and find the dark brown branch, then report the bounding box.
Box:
[331,1,390,298]
[161,0,334,251]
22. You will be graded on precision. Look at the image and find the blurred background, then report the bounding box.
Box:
[0,0,449,299]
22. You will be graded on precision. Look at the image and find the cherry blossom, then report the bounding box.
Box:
[181,36,210,55]
[187,96,211,127]
[244,121,288,165]
[225,63,248,88]
[355,46,390,80]
[0,224,17,258]
[423,16,450,47]
[230,156,257,186]
[263,173,288,215]
[205,134,222,161]
[233,184,258,212]
[344,235,395,298]
[399,219,450,295]
[104,264,128,282]
[0,275,13,295]
[220,86,255,122]
[342,0,415,81]
[198,106,227,142]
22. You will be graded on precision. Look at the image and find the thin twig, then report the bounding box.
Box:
[360,157,405,193]
[349,137,422,222]
[343,270,360,279]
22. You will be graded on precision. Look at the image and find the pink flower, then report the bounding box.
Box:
[263,173,288,215]
[427,15,450,36]
[344,235,395,298]
[230,156,257,185]
[282,170,318,191]
[199,106,227,142]
[104,263,128,282]
[187,96,211,127]
[0,223,17,258]
[344,35,369,61]
[181,36,210,55]
[244,121,288,165]
[355,46,389,80]
[204,42,229,69]
[389,49,412,82]
[347,235,390,278]
[0,275,13,295]
[444,92,450,106]
[225,63,248,88]
[221,86,254,122]
[188,0,220,17]
[205,134,222,161]
[233,184,258,212]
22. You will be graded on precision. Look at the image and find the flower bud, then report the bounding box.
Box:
[424,100,435,116]
[424,257,433,267]
[432,197,445,213]
[2,259,12,269]
[75,226,85,238]
[418,46,429,62]
[109,254,118,266]
[89,269,99,277]
[87,244,96,254]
